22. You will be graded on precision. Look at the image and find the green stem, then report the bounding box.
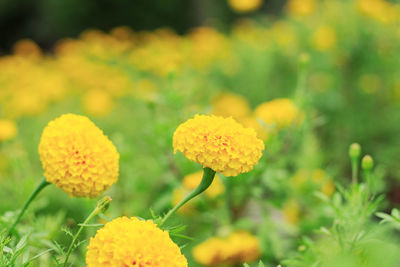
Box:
[160,167,216,227]
[7,178,50,236]
[351,160,358,185]
[63,196,111,267]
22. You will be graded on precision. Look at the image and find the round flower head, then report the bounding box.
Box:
[173,115,264,177]
[254,98,301,129]
[86,217,188,267]
[0,119,17,142]
[38,114,119,197]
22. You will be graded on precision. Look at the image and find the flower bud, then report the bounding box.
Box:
[362,155,374,171]
[349,143,361,160]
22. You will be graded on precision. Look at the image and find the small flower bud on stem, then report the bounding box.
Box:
[63,196,112,267]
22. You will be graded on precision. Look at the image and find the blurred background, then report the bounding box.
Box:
[0,0,288,53]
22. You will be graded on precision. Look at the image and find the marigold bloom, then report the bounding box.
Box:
[38,114,119,197]
[0,119,17,142]
[86,217,188,267]
[254,98,301,129]
[228,0,263,13]
[173,115,264,177]
[193,231,260,266]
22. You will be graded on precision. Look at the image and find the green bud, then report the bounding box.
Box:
[362,155,374,171]
[349,143,361,159]
[96,196,112,213]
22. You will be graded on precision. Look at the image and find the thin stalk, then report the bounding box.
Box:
[351,160,358,186]
[7,178,50,236]
[63,196,111,267]
[160,167,216,227]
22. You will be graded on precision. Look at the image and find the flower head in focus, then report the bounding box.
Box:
[38,114,119,197]
[86,217,188,267]
[173,115,264,177]
[0,119,17,142]
[228,0,263,13]
[192,231,260,266]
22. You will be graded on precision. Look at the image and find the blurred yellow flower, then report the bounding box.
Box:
[193,231,260,266]
[357,0,400,24]
[240,116,269,141]
[254,98,301,129]
[173,115,264,177]
[228,0,263,13]
[211,92,251,120]
[311,26,337,52]
[38,114,119,197]
[86,217,188,267]
[0,119,17,142]
[286,0,316,16]
[82,89,114,117]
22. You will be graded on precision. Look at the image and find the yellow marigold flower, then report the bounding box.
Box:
[254,98,301,129]
[82,89,114,117]
[173,115,264,177]
[86,217,187,267]
[212,92,251,121]
[0,119,17,142]
[311,26,337,52]
[38,114,119,197]
[228,0,263,13]
[193,231,260,266]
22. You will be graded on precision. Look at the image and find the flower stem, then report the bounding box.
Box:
[159,167,216,227]
[7,178,50,236]
[351,160,358,185]
[63,196,112,267]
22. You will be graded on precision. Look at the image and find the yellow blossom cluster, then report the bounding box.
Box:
[86,217,188,267]
[38,114,119,197]
[173,115,264,177]
[192,231,260,266]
